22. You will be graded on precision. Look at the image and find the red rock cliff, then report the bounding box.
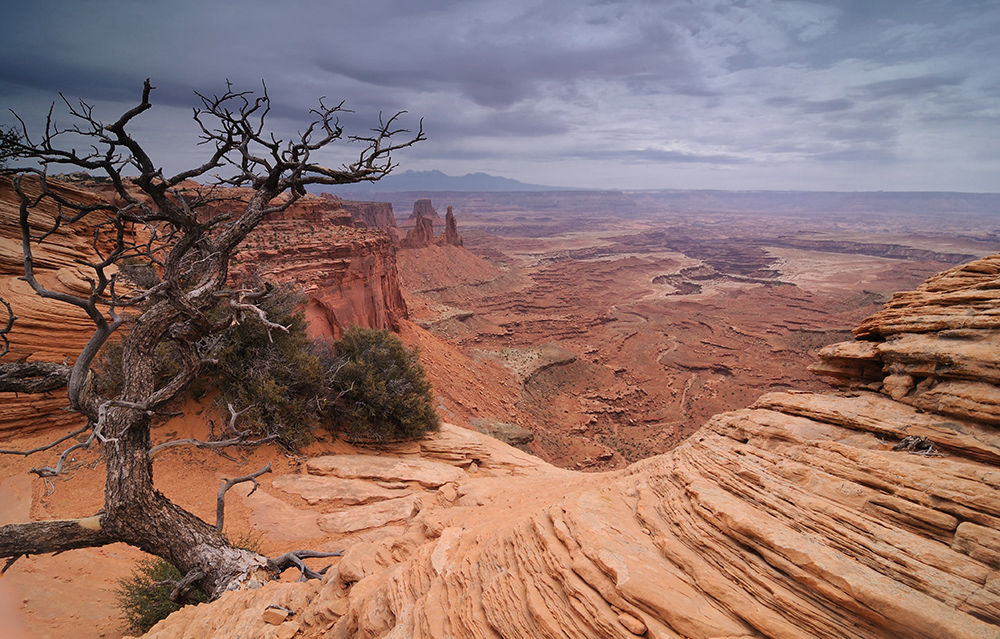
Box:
[238,209,407,341]
[0,177,110,437]
[0,181,408,439]
[325,196,398,229]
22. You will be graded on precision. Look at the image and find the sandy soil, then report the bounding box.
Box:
[0,397,365,639]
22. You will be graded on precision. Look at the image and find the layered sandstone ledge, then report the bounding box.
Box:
[140,256,1000,638]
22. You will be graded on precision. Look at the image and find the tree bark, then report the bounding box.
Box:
[0,518,114,556]
[0,362,71,393]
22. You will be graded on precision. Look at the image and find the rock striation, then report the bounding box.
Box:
[140,255,1000,638]
[0,177,108,436]
[318,194,398,230]
[235,196,408,340]
[813,254,1000,426]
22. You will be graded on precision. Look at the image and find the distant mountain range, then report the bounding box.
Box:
[319,170,572,194]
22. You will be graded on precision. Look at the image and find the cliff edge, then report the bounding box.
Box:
[140,255,1000,638]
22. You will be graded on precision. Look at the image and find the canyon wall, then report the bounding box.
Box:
[238,201,408,341]
[0,181,408,439]
[318,194,398,229]
[141,255,1000,638]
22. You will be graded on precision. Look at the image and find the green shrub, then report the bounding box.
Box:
[0,126,21,169]
[326,327,440,442]
[115,558,206,635]
[209,283,325,448]
[96,282,439,449]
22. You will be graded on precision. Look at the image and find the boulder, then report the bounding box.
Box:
[271,475,411,508]
[306,454,466,488]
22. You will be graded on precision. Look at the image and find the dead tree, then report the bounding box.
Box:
[0,79,423,598]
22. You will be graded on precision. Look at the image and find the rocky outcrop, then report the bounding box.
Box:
[813,255,1000,425]
[239,215,407,340]
[319,194,398,230]
[408,198,440,222]
[400,212,436,249]
[400,205,463,249]
[440,206,463,247]
[140,256,1000,638]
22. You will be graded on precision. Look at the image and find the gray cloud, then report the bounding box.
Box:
[859,74,965,99]
[1,0,998,191]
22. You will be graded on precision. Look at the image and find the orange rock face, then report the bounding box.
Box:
[231,198,409,341]
[140,255,1000,638]
[0,177,110,436]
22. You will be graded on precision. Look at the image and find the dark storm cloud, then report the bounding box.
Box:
[859,74,965,99]
[1,0,998,191]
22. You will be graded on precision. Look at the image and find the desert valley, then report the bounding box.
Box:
[2,177,1000,638]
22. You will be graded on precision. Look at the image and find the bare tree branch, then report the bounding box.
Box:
[169,568,206,604]
[0,297,14,359]
[267,549,343,581]
[0,361,72,393]
[1,79,423,600]
[216,462,272,531]
[148,433,278,459]
[0,425,90,456]
[0,517,114,558]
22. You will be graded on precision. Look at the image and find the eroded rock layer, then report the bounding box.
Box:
[0,177,109,436]
[240,222,407,340]
[142,256,1000,638]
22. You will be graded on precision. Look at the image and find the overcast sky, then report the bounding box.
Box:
[2,0,998,192]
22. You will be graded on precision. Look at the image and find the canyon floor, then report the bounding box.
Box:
[395,190,999,469]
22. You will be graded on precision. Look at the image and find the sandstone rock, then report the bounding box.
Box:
[438,206,463,247]
[239,217,407,340]
[236,483,324,542]
[317,495,417,534]
[471,418,535,449]
[883,372,915,399]
[306,454,466,488]
[854,254,1000,338]
[617,612,647,635]
[270,621,300,639]
[408,199,440,221]
[400,212,436,249]
[812,256,1000,426]
[262,606,291,625]
[418,424,491,467]
[1,177,109,437]
[324,197,398,229]
[272,474,411,508]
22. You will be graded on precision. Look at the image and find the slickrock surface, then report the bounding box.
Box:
[815,254,1000,426]
[140,254,1000,638]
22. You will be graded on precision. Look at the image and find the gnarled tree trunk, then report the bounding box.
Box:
[0,79,423,599]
